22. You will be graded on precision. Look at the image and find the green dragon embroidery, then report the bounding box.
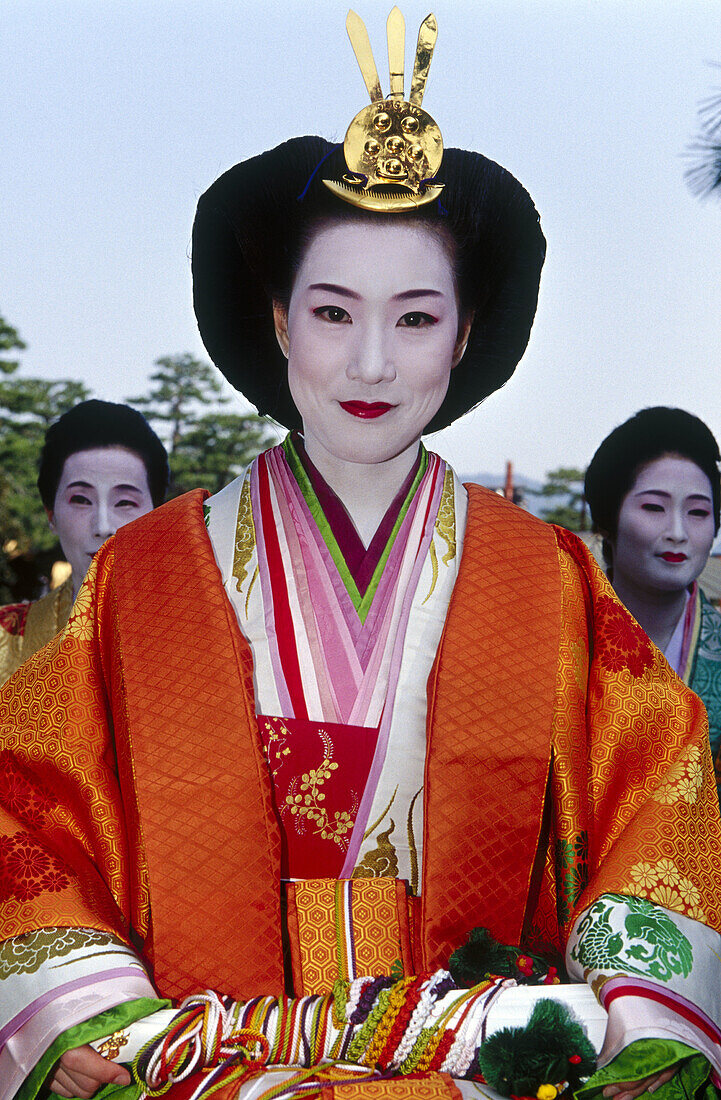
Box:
[570,894,693,982]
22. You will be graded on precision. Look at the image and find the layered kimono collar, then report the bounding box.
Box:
[285,432,426,607]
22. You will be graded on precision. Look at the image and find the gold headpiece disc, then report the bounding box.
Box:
[323,8,444,212]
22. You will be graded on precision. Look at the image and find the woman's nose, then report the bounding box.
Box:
[346,327,396,384]
[93,501,115,540]
[667,508,688,542]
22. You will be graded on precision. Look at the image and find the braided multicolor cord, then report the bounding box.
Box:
[131,970,541,1100]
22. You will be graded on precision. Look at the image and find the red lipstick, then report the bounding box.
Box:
[660,552,688,563]
[340,401,393,419]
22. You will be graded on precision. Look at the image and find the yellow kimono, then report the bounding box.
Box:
[0,578,73,686]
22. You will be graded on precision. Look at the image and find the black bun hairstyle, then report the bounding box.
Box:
[585,405,721,570]
[37,399,170,510]
[192,136,546,433]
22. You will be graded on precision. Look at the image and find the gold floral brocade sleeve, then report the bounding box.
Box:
[0,544,150,950]
[526,528,721,954]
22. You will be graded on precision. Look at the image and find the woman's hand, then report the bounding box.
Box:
[49,1044,131,1098]
[602,1064,678,1100]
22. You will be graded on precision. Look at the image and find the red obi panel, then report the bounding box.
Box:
[258,715,380,879]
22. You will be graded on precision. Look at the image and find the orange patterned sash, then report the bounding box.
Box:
[421,485,562,969]
[114,491,284,999]
[330,1075,461,1099]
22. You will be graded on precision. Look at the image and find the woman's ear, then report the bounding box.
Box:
[272,301,290,359]
[452,312,475,369]
[45,507,56,533]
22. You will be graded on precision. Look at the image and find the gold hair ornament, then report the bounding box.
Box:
[323,7,444,212]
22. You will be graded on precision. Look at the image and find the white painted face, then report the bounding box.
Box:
[48,447,154,591]
[612,454,716,596]
[273,220,472,470]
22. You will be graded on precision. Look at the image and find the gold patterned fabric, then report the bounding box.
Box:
[1,491,720,975]
[0,578,73,686]
[522,528,721,957]
[286,878,413,995]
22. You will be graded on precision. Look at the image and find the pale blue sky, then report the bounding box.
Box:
[2,0,721,480]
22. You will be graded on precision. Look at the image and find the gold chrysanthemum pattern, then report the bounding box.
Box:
[652,744,704,806]
[626,859,706,920]
[65,568,96,642]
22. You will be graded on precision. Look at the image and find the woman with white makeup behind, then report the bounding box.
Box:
[0,399,168,684]
[585,406,721,800]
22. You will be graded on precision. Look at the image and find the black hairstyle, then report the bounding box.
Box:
[37,399,170,510]
[192,136,546,433]
[584,406,721,569]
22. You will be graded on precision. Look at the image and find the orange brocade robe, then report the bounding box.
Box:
[1,486,721,1068]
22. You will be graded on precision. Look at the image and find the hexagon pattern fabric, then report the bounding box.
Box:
[287,878,413,995]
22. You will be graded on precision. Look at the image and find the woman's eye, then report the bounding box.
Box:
[68,494,91,506]
[313,306,351,324]
[116,499,139,509]
[689,508,711,518]
[640,503,664,512]
[398,311,437,328]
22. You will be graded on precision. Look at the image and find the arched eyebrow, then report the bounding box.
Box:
[635,488,712,502]
[308,283,361,300]
[65,480,145,494]
[307,283,445,302]
[393,289,444,301]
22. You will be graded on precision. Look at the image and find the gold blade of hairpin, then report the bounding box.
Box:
[346,10,384,103]
[409,13,437,107]
[387,6,405,100]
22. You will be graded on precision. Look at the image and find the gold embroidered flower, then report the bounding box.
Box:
[285,758,352,850]
[649,884,682,909]
[63,569,96,641]
[320,811,353,841]
[652,786,679,806]
[626,860,701,911]
[676,777,700,801]
[653,745,703,806]
[677,877,701,907]
[629,862,658,890]
[687,758,703,783]
[654,858,679,885]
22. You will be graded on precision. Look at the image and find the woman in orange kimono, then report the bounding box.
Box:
[2,12,721,1100]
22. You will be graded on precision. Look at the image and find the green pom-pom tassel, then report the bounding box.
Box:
[477,999,596,1098]
[449,927,561,987]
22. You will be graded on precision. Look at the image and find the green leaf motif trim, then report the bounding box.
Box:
[555,831,589,926]
[571,894,693,982]
[0,927,125,977]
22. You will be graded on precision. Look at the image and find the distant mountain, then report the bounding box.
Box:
[459,472,548,518]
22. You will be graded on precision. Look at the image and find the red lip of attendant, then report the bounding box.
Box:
[339,401,394,419]
[659,552,688,563]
